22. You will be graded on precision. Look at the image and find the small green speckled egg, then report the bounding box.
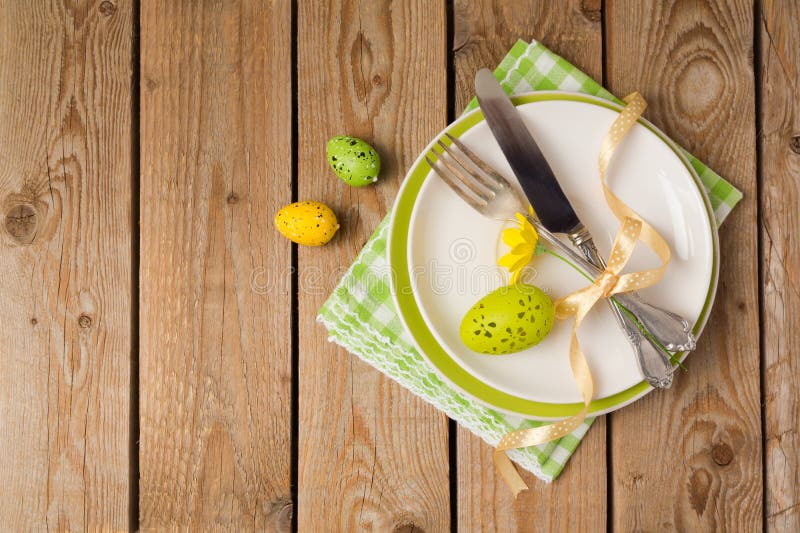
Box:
[274,201,339,246]
[460,284,554,355]
[326,136,381,187]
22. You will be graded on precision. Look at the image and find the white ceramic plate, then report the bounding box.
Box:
[388,92,719,419]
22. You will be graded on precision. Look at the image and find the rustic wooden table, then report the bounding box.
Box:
[0,0,796,531]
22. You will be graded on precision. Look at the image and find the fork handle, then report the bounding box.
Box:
[613,293,696,352]
[529,217,696,351]
[571,231,674,388]
[571,236,695,352]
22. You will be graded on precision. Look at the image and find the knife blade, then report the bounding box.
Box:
[474,68,581,235]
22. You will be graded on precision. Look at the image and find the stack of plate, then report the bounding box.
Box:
[388,93,719,420]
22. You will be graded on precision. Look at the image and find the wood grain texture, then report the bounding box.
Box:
[606,1,762,530]
[457,422,606,532]
[759,1,800,530]
[453,1,607,530]
[453,0,603,99]
[139,1,292,529]
[297,1,450,530]
[0,1,131,530]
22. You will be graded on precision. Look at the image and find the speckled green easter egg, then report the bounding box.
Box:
[459,283,555,355]
[274,201,339,246]
[326,136,381,187]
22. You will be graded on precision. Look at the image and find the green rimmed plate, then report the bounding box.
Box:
[388,92,719,420]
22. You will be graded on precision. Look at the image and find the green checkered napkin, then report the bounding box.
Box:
[317,39,742,482]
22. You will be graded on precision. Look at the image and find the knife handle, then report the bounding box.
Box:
[570,229,674,388]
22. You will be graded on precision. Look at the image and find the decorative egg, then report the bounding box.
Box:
[326,136,381,187]
[459,284,554,355]
[274,201,339,246]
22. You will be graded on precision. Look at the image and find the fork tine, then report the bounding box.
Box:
[426,155,488,211]
[433,143,496,200]
[444,133,508,187]
[437,139,501,193]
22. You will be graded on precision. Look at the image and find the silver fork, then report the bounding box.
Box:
[427,133,696,388]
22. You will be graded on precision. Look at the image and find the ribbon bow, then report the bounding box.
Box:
[494,93,672,497]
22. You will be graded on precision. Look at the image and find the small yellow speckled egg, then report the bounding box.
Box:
[274,201,339,246]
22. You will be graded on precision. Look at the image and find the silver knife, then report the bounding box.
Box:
[474,68,689,388]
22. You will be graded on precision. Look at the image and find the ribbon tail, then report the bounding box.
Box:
[493,450,529,498]
[493,404,589,498]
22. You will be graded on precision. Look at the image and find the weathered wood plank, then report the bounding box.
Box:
[296,1,450,530]
[139,1,293,529]
[453,1,608,530]
[606,1,762,530]
[0,1,132,529]
[759,1,800,530]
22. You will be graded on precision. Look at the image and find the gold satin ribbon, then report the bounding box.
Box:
[494,93,672,497]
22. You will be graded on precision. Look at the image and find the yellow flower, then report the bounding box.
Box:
[498,206,539,283]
